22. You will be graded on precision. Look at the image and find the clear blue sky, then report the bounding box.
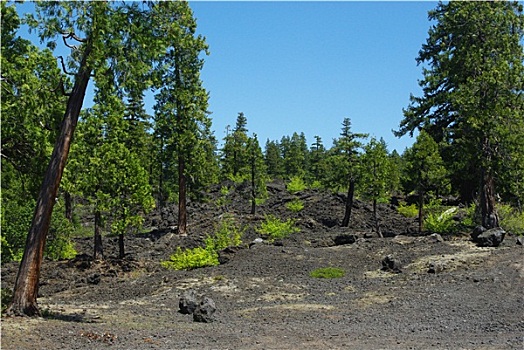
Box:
[188,1,437,153]
[16,1,438,153]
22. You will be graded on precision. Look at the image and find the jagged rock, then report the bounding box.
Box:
[218,246,242,264]
[428,233,444,243]
[475,228,506,247]
[471,226,487,241]
[179,290,198,315]
[382,230,400,238]
[193,297,216,323]
[428,261,446,273]
[517,236,524,246]
[334,234,357,246]
[86,273,101,285]
[381,255,402,273]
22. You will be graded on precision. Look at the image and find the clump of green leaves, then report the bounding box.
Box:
[424,207,458,234]
[215,186,232,209]
[162,215,244,270]
[286,176,307,194]
[256,215,299,241]
[310,267,345,279]
[1,288,13,313]
[498,204,524,236]
[397,202,418,218]
[286,199,304,213]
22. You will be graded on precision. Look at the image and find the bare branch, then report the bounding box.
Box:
[60,31,87,43]
[62,35,77,50]
[57,56,75,76]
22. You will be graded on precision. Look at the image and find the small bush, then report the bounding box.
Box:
[286,176,307,194]
[1,288,13,313]
[310,267,345,279]
[498,204,524,235]
[424,207,458,234]
[309,180,323,190]
[163,215,244,270]
[256,215,299,241]
[286,199,304,213]
[161,246,218,270]
[398,203,418,218]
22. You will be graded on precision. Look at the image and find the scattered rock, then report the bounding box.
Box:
[382,231,400,238]
[179,290,198,315]
[218,246,242,265]
[428,233,444,243]
[474,228,506,247]
[249,238,264,249]
[334,234,357,246]
[193,297,216,323]
[87,273,101,285]
[428,261,446,274]
[381,255,402,273]
[516,236,524,246]
[471,226,487,241]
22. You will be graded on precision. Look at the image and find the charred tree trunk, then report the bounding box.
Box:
[342,179,355,227]
[251,153,256,215]
[7,47,92,317]
[93,210,104,260]
[418,190,424,234]
[64,191,73,223]
[373,199,382,238]
[178,154,187,236]
[118,233,125,259]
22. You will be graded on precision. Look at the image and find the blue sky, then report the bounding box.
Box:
[188,1,438,152]
[15,1,438,153]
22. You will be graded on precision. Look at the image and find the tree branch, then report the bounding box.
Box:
[57,56,75,76]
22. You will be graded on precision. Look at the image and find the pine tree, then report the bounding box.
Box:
[396,1,524,229]
[247,134,268,215]
[264,139,284,179]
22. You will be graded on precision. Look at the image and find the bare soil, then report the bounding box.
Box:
[2,181,523,349]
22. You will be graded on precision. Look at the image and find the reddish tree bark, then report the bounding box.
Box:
[6,47,92,317]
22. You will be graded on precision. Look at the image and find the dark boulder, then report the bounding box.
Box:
[334,234,357,246]
[471,226,487,241]
[193,297,216,323]
[218,246,243,264]
[381,255,402,273]
[474,228,506,247]
[179,289,198,315]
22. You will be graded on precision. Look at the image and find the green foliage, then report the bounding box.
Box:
[215,186,232,209]
[162,215,243,270]
[161,246,218,271]
[286,176,307,194]
[256,215,299,241]
[310,267,345,279]
[45,202,77,261]
[1,288,13,313]
[424,207,458,234]
[398,203,418,218]
[286,199,305,213]
[205,215,244,252]
[359,137,392,203]
[498,204,524,236]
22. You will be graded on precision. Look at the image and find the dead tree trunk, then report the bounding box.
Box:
[480,167,499,229]
[342,179,355,227]
[178,154,187,236]
[93,210,104,260]
[7,48,92,317]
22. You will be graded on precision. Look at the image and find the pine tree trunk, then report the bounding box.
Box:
[251,154,256,215]
[342,179,355,227]
[6,48,92,317]
[178,154,187,236]
[93,210,104,260]
[118,233,125,259]
[64,191,73,223]
[418,190,424,234]
[480,167,499,229]
[373,199,382,238]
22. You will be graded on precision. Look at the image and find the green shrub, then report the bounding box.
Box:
[45,203,77,260]
[161,246,218,270]
[424,207,458,234]
[310,267,345,279]
[498,204,524,235]
[0,198,35,262]
[286,199,304,213]
[398,203,418,218]
[286,176,307,194]
[1,288,13,313]
[163,215,244,270]
[309,180,323,190]
[256,215,299,241]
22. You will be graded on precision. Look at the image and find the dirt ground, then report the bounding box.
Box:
[2,181,523,349]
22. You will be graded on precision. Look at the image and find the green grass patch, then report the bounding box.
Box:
[255,215,299,241]
[310,267,345,279]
